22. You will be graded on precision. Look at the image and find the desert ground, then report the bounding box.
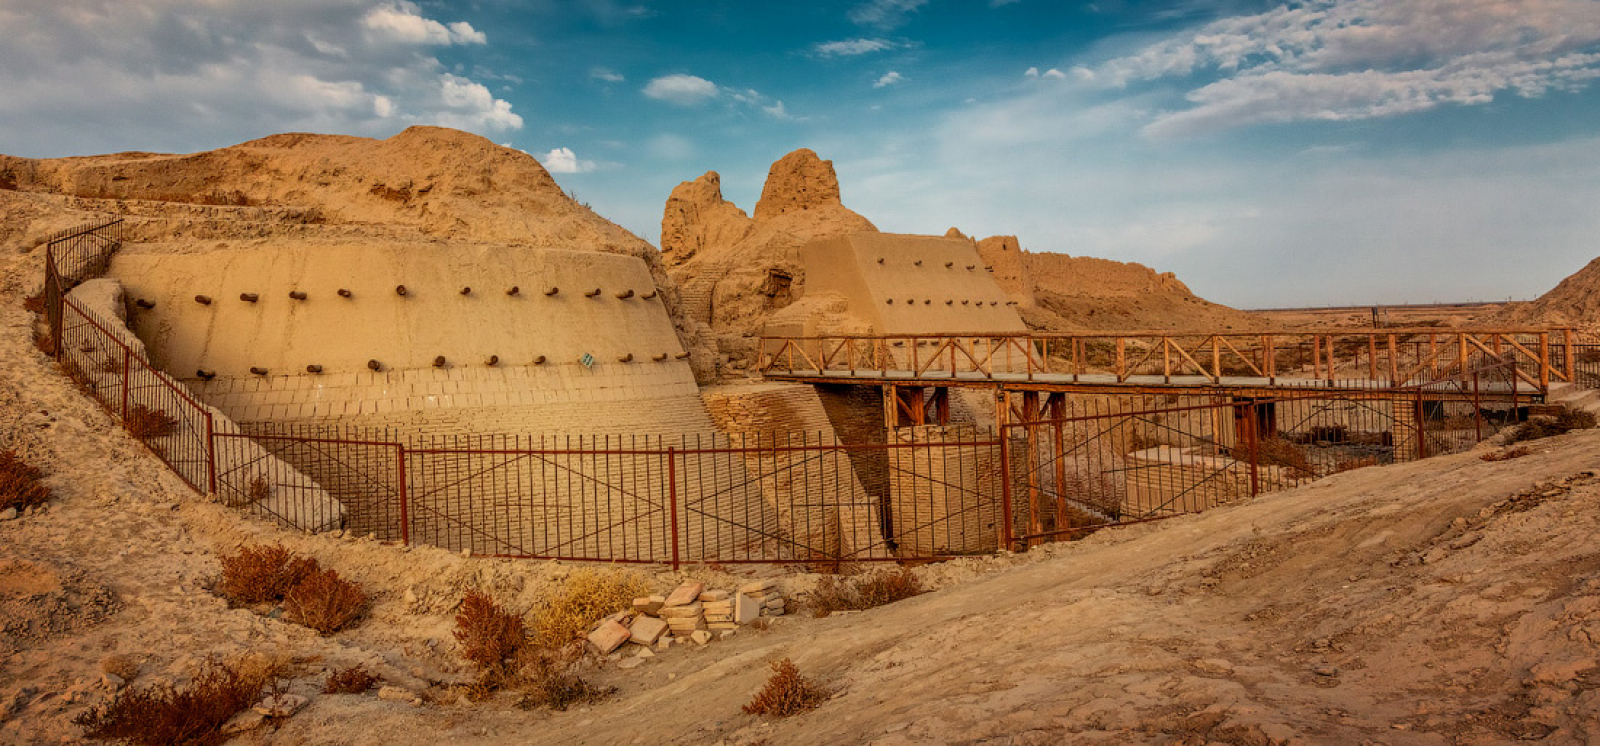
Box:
[4,131,1600,746]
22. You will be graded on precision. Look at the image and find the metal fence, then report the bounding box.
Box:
[33,219,1539,567]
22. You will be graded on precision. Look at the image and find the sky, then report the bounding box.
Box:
[3,0,1599,309]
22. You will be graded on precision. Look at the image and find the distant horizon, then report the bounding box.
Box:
[3,1,1597,309]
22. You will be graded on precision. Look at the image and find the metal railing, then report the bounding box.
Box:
[758,329,1575,393]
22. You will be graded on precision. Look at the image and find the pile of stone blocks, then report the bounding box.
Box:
[586,579,788,657]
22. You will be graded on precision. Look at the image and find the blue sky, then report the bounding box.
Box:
[3,0,1600,308]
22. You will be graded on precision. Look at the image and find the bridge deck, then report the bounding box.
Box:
[764,368,1529,398]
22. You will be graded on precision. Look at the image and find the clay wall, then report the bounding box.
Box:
[798,232,1028,335]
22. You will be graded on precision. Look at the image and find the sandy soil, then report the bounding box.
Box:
[4,229,1600,746]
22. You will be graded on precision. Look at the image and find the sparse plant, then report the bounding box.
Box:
[124,405,177,440]
[1506,408,1598,444]
[1481,445,1532,462]
[323,665,379,694]
[22,291,45,314]
[74,656,279,746]
[527,569,648,648]
[32,328,54,355]
[283,568,367,634]
[1331,456,1382,473]
[1233,437,1317,478]
[0,449,51,512]
[742,658,831,718]
[510,646,611,711]
[454,590,527,672]
[247,475,271,503]
[217,543,318,606]
[805,568,924,618]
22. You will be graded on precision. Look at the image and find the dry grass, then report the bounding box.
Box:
[22,291,46,314]
[1331,456,1383,474]
[1481,445,1533,462]
[806,568,924,618]
[323,665,379,694]
[74,657,278,746]
[124,405,178,440]
[216,544,318,606]
[247,475,271,503]
[283,568,367,635]
[1507,409,1598,444]
[32,328,54,356]
[0,449,51,512]
[742,659,831,718]
[509,646,612,711]
[527,569,648,648]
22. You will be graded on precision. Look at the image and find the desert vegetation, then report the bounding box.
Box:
[215,543,366,634]
[1506,408,1598,444]
[0,448,51,512]
[742,658,832,718]
[804,567,924,618]
[74,656,284,746]
[452,589,612,709]
[322,665,380,694]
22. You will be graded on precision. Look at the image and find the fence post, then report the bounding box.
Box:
[667,446,680,572]
[396,444,410,546]
[1415,392,1428,460]
[1565,329,1575,382]
[120,346,131,421]
[1245,404,1260,497]
[205,411,217,495]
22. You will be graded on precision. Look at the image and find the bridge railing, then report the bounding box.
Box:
[758,329,1575,393]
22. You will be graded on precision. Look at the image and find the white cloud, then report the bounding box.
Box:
[1024,67,1067,79]
[813,38,897,57]
[0,0,519,156]
[591,67,625,83]
[848,0,929,29]
[642,74,720,105]
[362,1,486,45]
[1074,0,1600,136]
[542,146,596,173]
[763,100,793,119]
[874,70,905,88]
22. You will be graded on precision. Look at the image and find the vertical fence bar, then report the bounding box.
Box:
[396,444,410,546]
[205,411,217,495]
[1245,403,1260,497]
[667,445,680,571]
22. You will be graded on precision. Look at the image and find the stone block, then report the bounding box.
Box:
[698,589,730,602]
[690,630,712,646]
[587,619,632,655]
[629,615,668,646]
[664,582,705,607]
[632,595,666,615]
[739,580,777,594]
[735,593,760,624]
[658,601,703,618]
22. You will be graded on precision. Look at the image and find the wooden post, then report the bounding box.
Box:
[1211,336,1222,383]
[1266,335,1276,382]
[1457,333,1468,377]
[1162,337,1172,382]
[1368,335,1378,382]
[1313,336,1321,381]
[1388,333,1399,386]
[1116,338,1126,382]
[1049,394,1067,536]
[996,390,1013,551]
[1540,332,1550,391]
[1565,329,1575,382]
[1023,391,1042,547]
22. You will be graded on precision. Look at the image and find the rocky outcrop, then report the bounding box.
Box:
[660,172,753,267]
[753,149,843,220]
[660,149,878,370]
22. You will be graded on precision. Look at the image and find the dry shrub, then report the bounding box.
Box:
[1507,408,1597,444]
[510,646,611,711]
[527,569,648,648]
[283,568,367,634]
[806,568,924,618]
[22,291,45,314]
[125,405,177,440]
[217,544,317,606]
[453,590,613,709]
[32,328,55,355]
[247,475,271,503]
[454,590,527,671]
[1481,445,1533,462]
[74,657,278,746]
[742,659,831,718]
[323,665,379,694]
[0,449,51,512]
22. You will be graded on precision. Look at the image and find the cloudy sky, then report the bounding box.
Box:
[3,0,1599,308]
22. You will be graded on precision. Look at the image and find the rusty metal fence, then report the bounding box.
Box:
[34,219,1534,566]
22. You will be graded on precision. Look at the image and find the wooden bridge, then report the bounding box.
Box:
[758,328,1575,397]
